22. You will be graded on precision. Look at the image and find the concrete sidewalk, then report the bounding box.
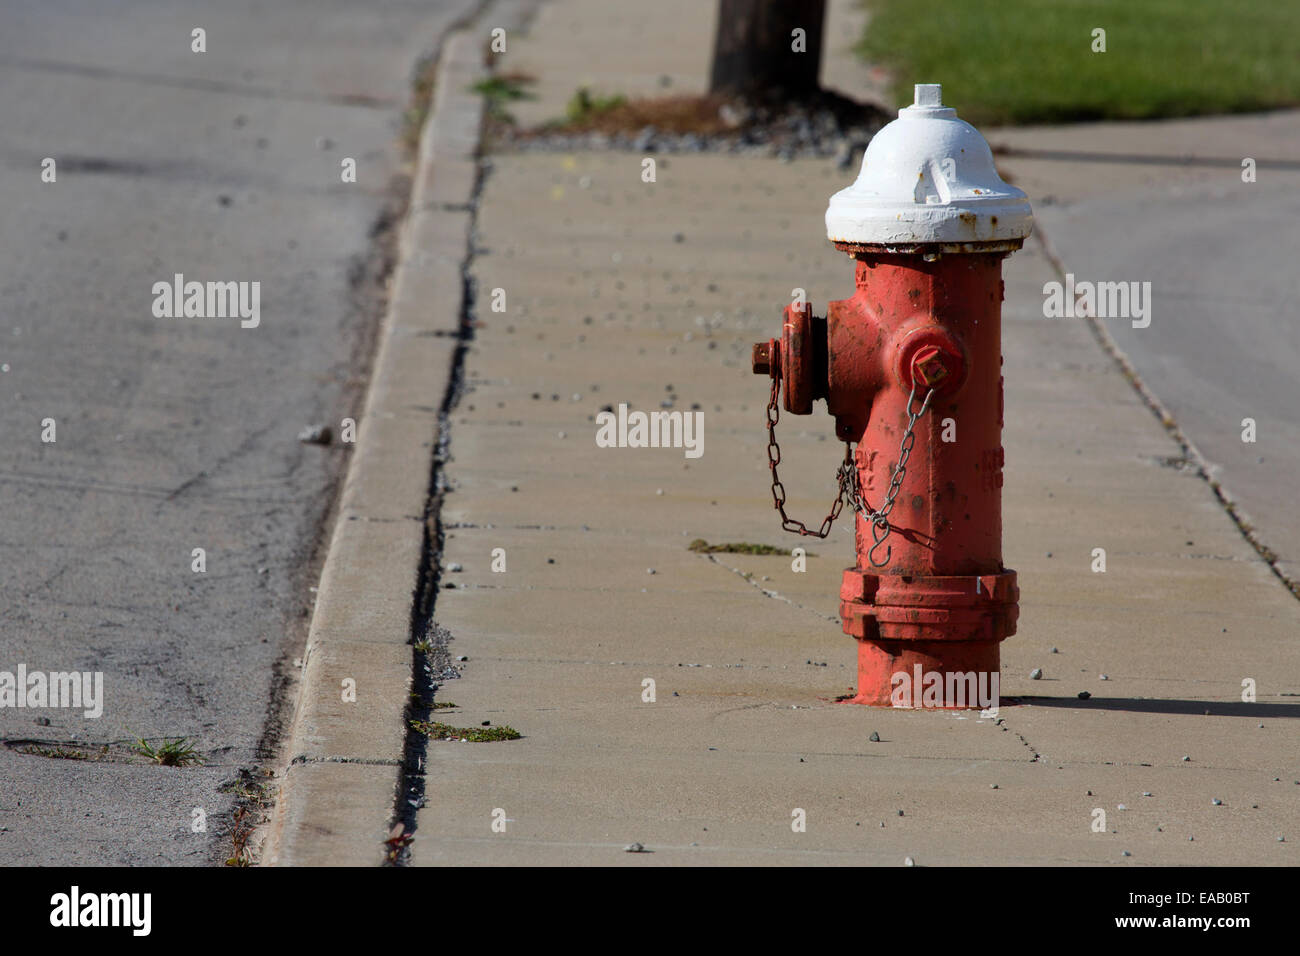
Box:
[396,1,1299,866]
[410,147,1296,865]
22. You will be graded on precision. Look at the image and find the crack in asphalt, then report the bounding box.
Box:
[3,56,398,109]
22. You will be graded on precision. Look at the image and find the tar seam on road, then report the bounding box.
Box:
[3,57,399,109]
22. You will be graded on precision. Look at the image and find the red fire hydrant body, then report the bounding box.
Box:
[754,85,1032,708]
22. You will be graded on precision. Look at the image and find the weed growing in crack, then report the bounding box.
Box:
[219,771,275,866]
[472,72,537,124]
[224,807,256,866]
[133,736,203,766]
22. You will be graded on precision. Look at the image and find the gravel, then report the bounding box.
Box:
[297,424,332,445]
[491,103,886,163]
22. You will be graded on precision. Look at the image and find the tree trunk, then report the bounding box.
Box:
[709,0,827,100]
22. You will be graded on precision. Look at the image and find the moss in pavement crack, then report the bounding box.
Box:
[410,719,520,742]
[688,538,807,556]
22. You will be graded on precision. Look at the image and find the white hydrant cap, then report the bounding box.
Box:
[826,84,1033,250]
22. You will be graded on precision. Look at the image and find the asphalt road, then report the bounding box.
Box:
[1035,149,1300,585]
[989,111,1300,590]
[0,0,475,864]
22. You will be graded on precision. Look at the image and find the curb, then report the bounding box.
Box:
[260,16,499,867]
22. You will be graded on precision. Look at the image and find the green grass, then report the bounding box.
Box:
[857,0,1300,125]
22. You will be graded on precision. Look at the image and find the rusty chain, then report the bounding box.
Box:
[765,374,934,567]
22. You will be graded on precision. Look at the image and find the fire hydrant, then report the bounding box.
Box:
[752,84,1032,708]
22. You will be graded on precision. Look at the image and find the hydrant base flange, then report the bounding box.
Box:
[839,568,1019,643]
[841,568,1017,709]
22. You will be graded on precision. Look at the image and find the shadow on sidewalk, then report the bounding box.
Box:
[1019,696,1300,719]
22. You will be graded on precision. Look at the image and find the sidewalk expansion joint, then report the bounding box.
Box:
[289,756,404,767]
[1030,225,1300,604]
[697,552,840,624]
[1008,726,1043,763]
[387,22,500,866]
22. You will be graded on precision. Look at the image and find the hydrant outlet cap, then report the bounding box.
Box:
[826,84,1033,249]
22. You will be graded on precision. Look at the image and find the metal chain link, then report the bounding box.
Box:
[841,382,935,566]
[765,376,846,537]
[765,375,934,567]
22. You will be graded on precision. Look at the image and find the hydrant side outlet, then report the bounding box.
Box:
[752,84,1029,709]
